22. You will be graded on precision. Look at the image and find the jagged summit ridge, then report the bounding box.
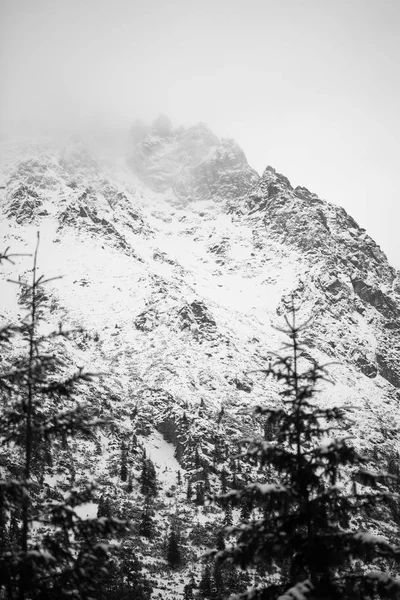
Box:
[128,116,259,203]
[248,163,394,279]
[244,163,400,385]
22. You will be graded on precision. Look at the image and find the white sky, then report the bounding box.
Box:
[1,0,399,267]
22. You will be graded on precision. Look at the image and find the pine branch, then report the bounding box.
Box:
[0,247,31,265]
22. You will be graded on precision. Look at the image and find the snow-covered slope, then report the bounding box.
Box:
[1,120,400,596]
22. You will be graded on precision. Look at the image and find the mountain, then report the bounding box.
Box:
[1,119,400,598]
[129,116,259,203]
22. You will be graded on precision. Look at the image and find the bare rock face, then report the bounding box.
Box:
[351,279,399,320]
[194,138,259,202]
[4,158,61,223]
[247,165,400,388]
[249,165,395,286]
[6,185,44,223]
[129,118,259,202]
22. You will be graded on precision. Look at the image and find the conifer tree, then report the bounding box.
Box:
[220,467,228,494]
[195,481,205,505]
[120,441,128,482]
[97,494,112,518]
[239,497,251,523]
[203,467,211,495]
[213,303,400,599]
[140,453,157,497]
[119,549,152,599]
[215,529,225,551]
[166,528,181,568]
[187,479,193,502]
[0,240,126,599]
[195,446,201,469]
[199,564,212,598]
[138,500,154,539]
[92,548,152,600]
[223,504,233,527]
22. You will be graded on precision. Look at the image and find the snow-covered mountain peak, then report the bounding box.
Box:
[128,118,259,204]
[1,125,400,597]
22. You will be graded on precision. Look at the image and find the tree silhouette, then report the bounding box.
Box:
[138,500,154,538]
[166,528,181,568]
[213,303,400,599]
[120,441,128,482]
[0,239,126,599]
[198,564,212,598]
[140,453,158,497]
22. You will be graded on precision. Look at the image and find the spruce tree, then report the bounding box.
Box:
[97,495,112,518]
[138,500,154,538]
[118,549,152,599]
[92,548,152,600]
[213,303,400,599]
[140,454,157,497]
[239,497,251,523]
[187,479,193,502]
[120,441,128,482]
[166,528,181,568]
[195,481,205,505]
[215,529,225,551]
[0,239,126,599]
[223,504,233,527]
[199,564,212,598]
[220,467,228,494]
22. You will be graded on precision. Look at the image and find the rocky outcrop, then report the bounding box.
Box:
[246,165,400,390]
[58,192,140,257]
[376,327,400,388]
[248,166,394,280]
[6,185,44,223]
[190,138,259,201]
[351,278,398,320]
[376,351,400,388]
[129,118,258,202]
[134,308,159,332]
[7,159,60,191]
[5,158,62,223]
[178,300,217,339]
[352,351,378,378]
[156,417,187,461]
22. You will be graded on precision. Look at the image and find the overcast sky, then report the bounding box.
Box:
[1,0,399,267]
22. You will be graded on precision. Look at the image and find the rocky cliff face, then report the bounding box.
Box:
[245,165,400,392]
[1,123,400,598]
[129,117,259,204]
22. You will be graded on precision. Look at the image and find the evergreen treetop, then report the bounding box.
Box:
[213,303,400,599]
[166,528,181,569]
[140,453,158,497]
[0,239,127,599]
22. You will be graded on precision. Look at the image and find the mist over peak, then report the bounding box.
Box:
[127,117,259,203]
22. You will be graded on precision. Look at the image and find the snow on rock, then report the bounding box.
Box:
[1,123,400,598]
[142,430,183,487]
